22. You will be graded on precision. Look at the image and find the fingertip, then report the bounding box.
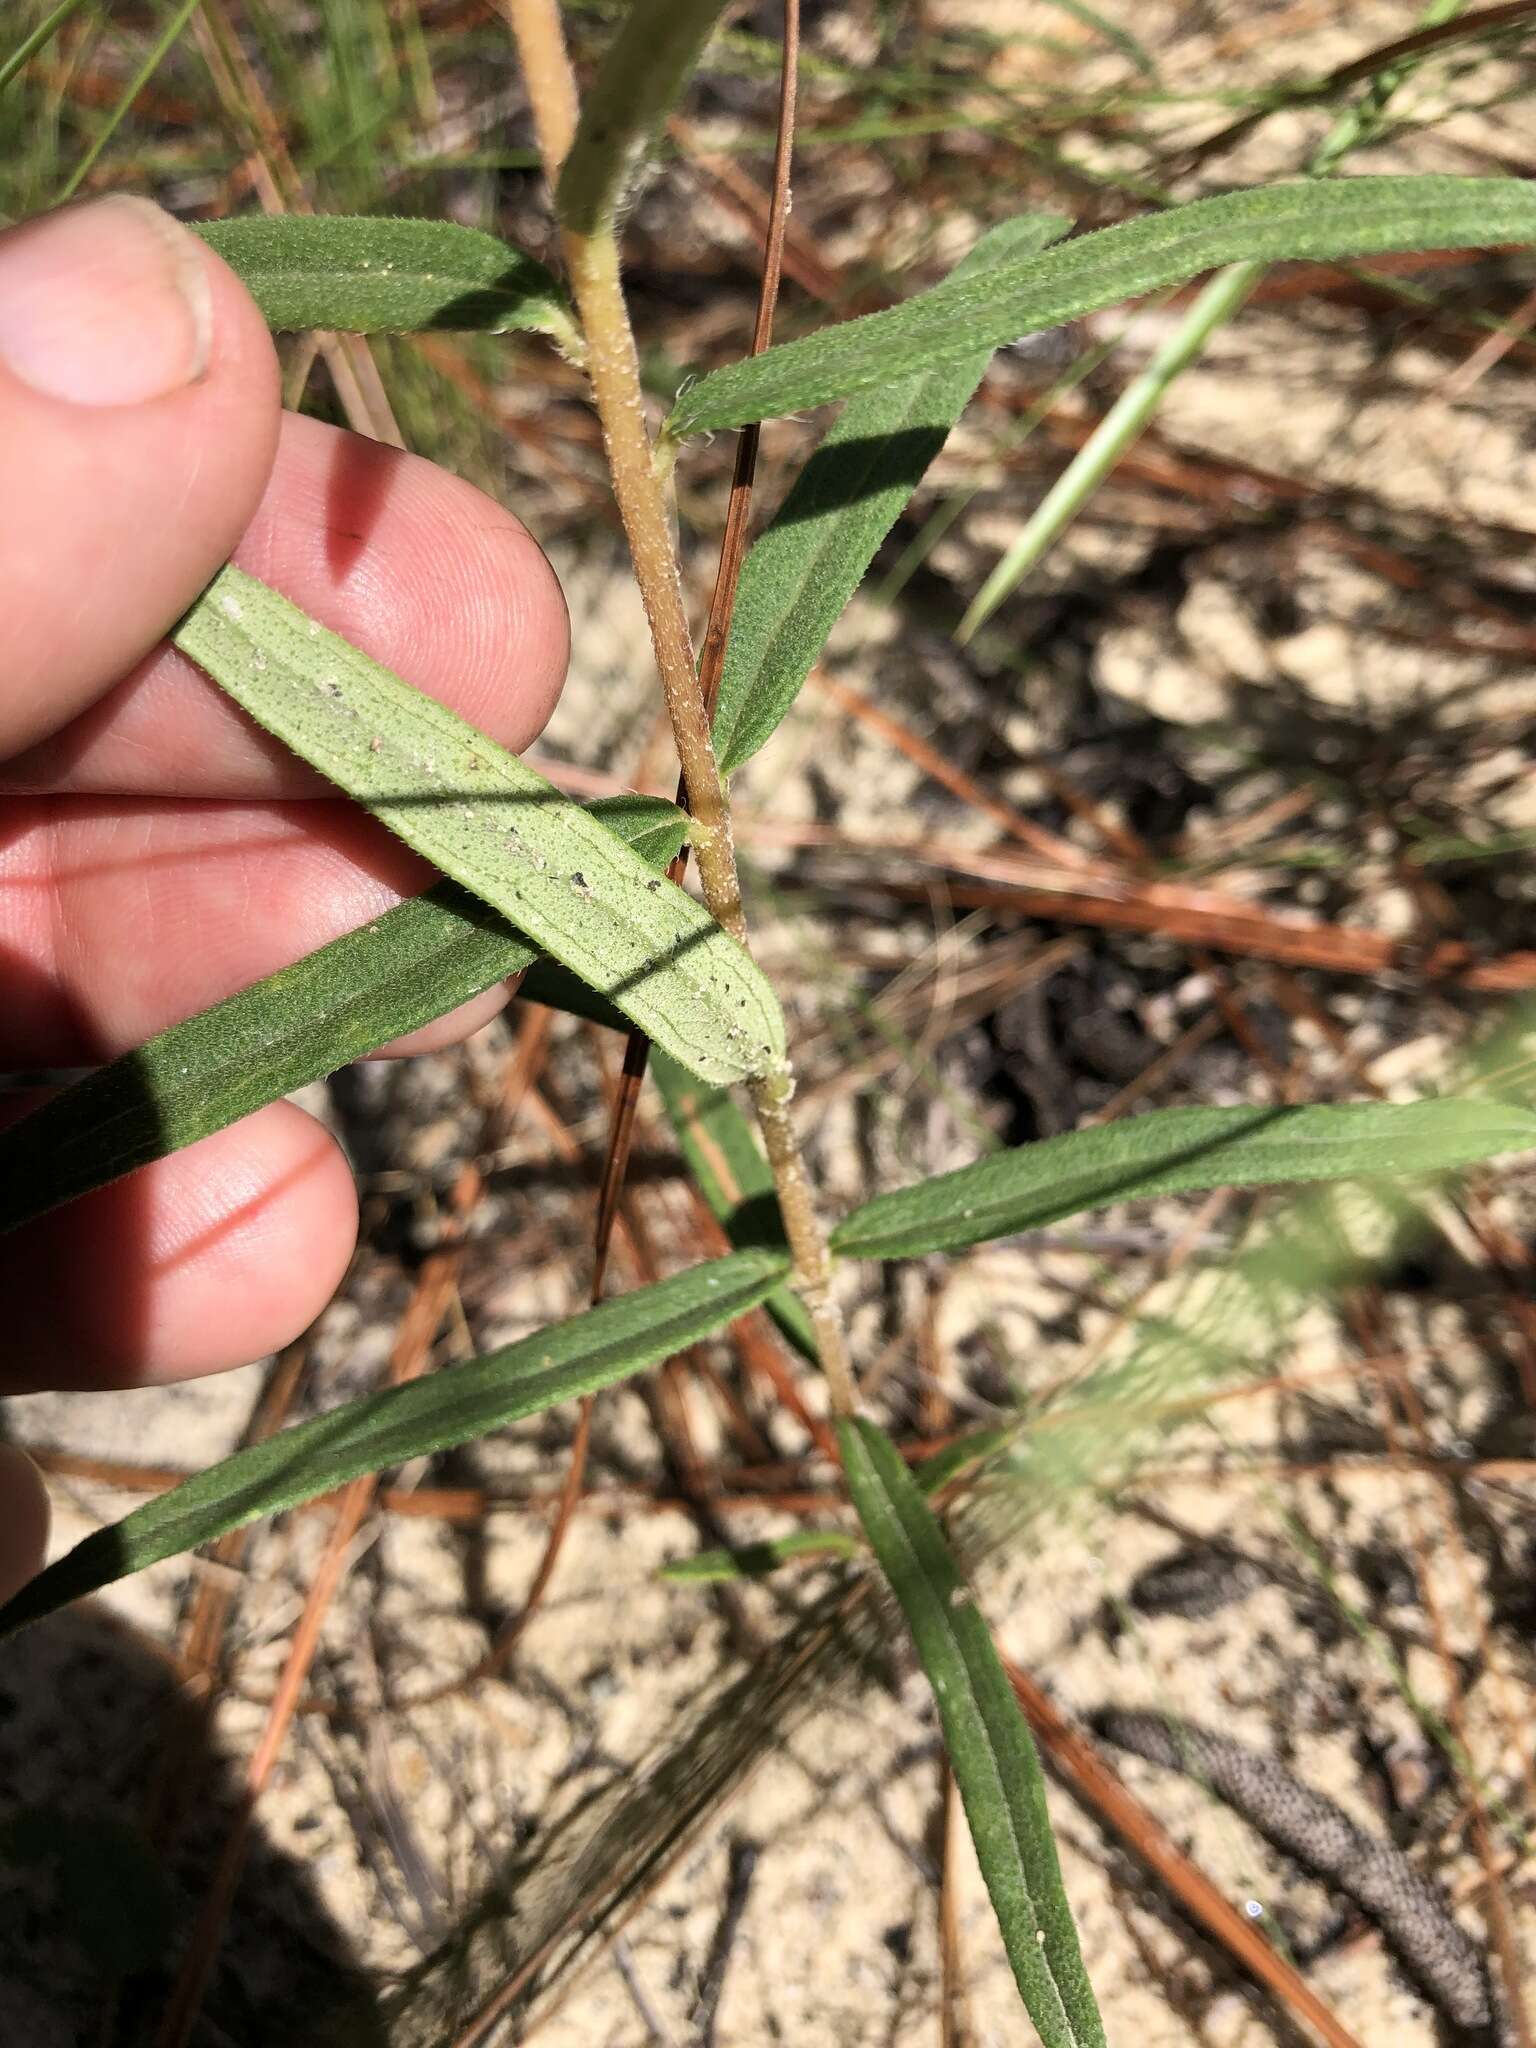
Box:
[0,1445,49,1604]
[371,982,512,1058]
[0,200,281,756]
[0,1102,358,1391]
[232,412,571,753]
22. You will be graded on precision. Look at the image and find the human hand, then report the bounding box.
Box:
[0,196,569,1598]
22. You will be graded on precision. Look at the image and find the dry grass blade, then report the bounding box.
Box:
[192,0,403,445]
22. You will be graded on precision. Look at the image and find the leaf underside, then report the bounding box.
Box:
[173,567,785,1087]
[193,214,575,343]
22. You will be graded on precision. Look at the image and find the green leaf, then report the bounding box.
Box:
[173,567,785,1088]
[667,175,1536,437]
[556,0,729,234]
[831,1099,1536,1262]
[192,215,579,351]
[712,213,1070,776]
[659,1528,858,1582]
[0,1251,788,1638]
[0,797,685,1239]
[840,1416,1105,2046]
[650,1049,815,1360]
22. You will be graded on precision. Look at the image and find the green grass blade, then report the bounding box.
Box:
[0,0,95,98]
[173,567,785,1087]
[0,797,686,1239]
[666,175,1536,437]
[831,1099,1536,1261]
[1043,0,1155,73]
[58,0,202,202]
[649,1049,814,1358]
[659,1528,858,1582]
[953,0,1464,642]
[192,215,579,353]
[556,0,729,234]
[840,1416,1105,2046]
[0,1250,789,1638]
[712,213,1070,775]
[955,257,1261,641]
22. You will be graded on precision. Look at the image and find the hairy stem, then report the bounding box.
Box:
[509,0,856,1416]
[498,0,578,175]
[559,228,746,940]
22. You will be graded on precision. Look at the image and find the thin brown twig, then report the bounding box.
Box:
[1437,275,1536,400]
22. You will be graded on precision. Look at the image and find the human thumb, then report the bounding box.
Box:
[0,195,280,757]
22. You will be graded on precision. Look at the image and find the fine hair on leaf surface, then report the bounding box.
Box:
[554,0,730,235]
[192,215,581,353]
[830,1098,1536,1261]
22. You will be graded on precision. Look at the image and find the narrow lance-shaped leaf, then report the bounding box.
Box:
[556,0,730,234]
[831,1098,1536,1262]
[173,567,785,1088]
[192,216,580,354]
[0,1251,788,1639]
[712,212,1070,776]
[840,1416,1106,2047]
[667,175,1536,437]
[0,797,687,1240]
[649,1049,814,1360]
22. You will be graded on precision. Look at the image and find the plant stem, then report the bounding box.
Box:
[497,0,578,178]
[559,227,746,941]
[509,0,857,1418]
